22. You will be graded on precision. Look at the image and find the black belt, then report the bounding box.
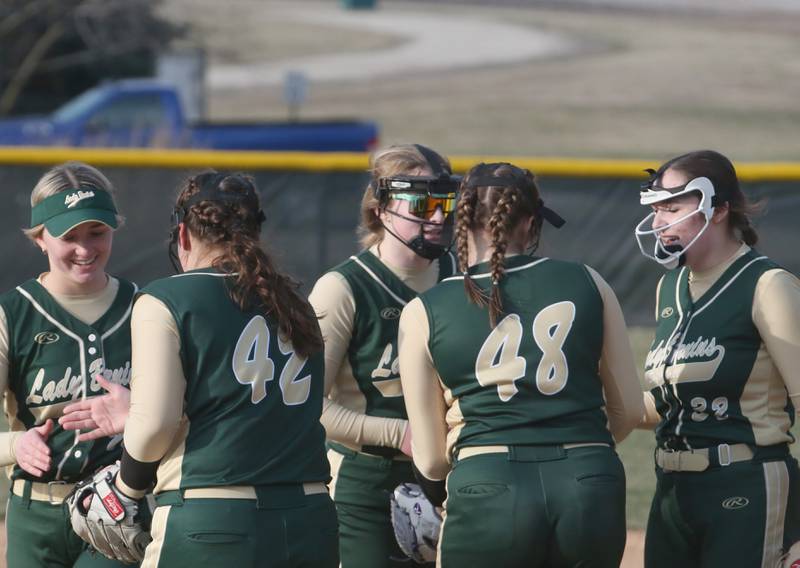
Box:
[361,444,401,459]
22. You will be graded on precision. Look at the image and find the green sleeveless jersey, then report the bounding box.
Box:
[644,249,794,449]
[330,251,456,426]
[141,269,330,488]
[0,278,135,482]
[420,255,613,449]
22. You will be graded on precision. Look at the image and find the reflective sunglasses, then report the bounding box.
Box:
[390,192,457,220]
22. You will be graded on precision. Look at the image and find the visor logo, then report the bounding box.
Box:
[661,307,674,318]
[721,496,749,510]
[34,331,60,345]
[64,190,96,208]
[381,307,402,320]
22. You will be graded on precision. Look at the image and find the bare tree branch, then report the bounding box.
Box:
[0,0,55,38]
[0,20,65,114]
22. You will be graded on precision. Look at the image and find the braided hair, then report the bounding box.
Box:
[176,171,322,358]
[456,163,545,328]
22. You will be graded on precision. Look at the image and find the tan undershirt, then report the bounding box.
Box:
[641,244,800,430]
[0,276,119,466]
[398,265,645,482]
[308,245,440,452]
[116,294,185,498]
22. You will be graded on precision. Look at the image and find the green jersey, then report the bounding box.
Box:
[645,249,795,449]
[141,269,329,488]
[330,250,456,426]
[420,255,613,450]
[0,278,135,482]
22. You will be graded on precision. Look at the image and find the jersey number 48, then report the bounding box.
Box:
[475,302,576,402]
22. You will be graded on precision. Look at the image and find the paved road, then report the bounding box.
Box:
[208,0,799,90]
[208,4,577,89]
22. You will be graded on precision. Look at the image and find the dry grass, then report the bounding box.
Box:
[162,0,800,160]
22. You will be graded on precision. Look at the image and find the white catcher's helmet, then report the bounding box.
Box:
[634,174,718,270]
[390,483,442,564]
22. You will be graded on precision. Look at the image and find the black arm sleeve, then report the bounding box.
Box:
[119,447,159,492]
[413,463,446,508]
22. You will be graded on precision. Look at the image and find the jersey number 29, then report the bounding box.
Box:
[475,302,576,402]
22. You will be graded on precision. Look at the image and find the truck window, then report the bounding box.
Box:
[53,88,107,123]
[85,94,167,130]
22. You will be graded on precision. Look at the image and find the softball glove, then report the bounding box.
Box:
[390,482,442,564]
[66,461,151,564]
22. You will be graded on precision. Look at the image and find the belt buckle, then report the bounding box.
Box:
[47,480,67,504]
[717,444,732,467]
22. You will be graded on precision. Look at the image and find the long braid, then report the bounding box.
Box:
[456,185,487,308]
[459,162,545,329]
[486,188,517,327]
[180,173,323,358]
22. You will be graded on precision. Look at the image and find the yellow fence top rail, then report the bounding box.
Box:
[1,147,800,181]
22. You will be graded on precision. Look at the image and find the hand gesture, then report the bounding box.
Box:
[14,419,53,477]
[59,375,130,441]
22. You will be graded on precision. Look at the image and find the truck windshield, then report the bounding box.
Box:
[52,88,106,123]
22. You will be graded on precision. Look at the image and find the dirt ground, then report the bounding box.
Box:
[0,526,645,568]
[159,0,800,160]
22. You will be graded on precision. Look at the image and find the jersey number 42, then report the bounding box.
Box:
[232,315,311,406]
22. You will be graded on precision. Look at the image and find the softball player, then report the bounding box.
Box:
[96,171,337,567]
[308,144,460,567]
[398,162,645,568]
[0,162,135,568]
[634,150,800,568]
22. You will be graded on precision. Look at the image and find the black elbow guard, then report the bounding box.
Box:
[412,463,447,508]
[120,448,160,492]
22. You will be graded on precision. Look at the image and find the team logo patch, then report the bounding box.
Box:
[721,496,749,510]
[660,306,674,318]
[64,190,95,208]
[34,331,60,345]
[381,307,402,320]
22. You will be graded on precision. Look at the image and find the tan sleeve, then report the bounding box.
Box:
[123,295,186,463]
[309,272,355,398]
[0,307,22,466]
[586,267,645,442]
[639,392,661,429]
[309,272,407,449]
[752,269,800,411]
[398,298,449,481]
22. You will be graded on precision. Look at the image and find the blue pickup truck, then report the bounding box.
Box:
[0,80,378,152]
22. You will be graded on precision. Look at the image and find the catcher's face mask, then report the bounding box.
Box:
[373,145,461,260]
[634,173,719,270]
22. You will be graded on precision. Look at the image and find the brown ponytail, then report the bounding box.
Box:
[457,163,544,327]
[177,172,323,358]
